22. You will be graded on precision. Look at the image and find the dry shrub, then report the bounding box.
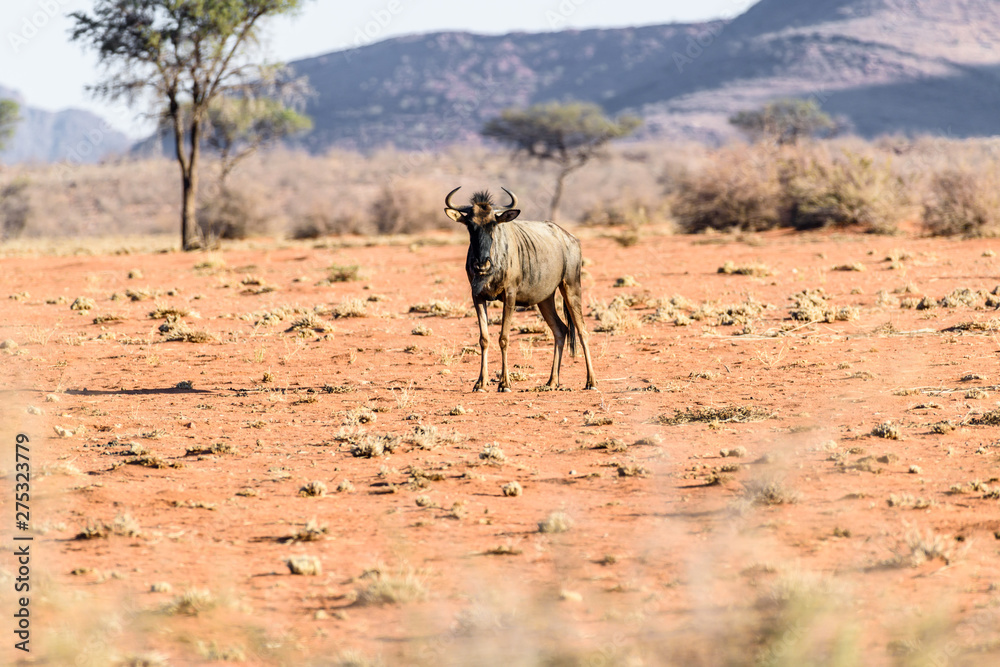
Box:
[581,196,656,226]
[580,194,669,244]
[923,166,1000,237]
[371,179,448,235]
[782,148,907,233]
[1,178,31,240]
[197,186,270,241]
[672,144,786,233]
[290,203,368,238]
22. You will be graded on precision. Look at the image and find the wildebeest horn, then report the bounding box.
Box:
[445,186,463,210]
[501,187,518,210]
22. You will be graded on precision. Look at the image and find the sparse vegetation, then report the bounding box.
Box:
[14,130,1000,665]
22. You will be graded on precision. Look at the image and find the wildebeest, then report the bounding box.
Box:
[444,186,596,392]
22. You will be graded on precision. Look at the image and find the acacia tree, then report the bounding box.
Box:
[71,0,307,250]
[730,98,836,146]
[0,99,20,152]
[482,102,641,220]
[205,87,312,188]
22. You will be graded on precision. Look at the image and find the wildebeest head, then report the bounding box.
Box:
[445,187,521,275]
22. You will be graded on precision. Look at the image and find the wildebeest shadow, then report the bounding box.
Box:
[65,386,213,396]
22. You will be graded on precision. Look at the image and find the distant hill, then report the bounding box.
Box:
[287,0,1000,150]
[0,86,131,164]
[8,0,1000,162]
[288,23,725,151]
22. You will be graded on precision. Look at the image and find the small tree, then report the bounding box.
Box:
[730,98,836,146]
[482,102,641,220]
[71,0,307,250]
[0,99,21,152]
[205,82,312,187]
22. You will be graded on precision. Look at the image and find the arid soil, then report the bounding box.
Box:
[4,229,1000,665]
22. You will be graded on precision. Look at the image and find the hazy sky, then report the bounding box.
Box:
[2,0,757,136]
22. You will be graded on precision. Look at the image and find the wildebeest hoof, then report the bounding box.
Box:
[473,383,486,392]
[498,386,511,393]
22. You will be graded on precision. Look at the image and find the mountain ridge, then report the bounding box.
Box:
[0,85,131,164]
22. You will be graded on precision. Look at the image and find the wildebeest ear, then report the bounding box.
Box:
[445,208,467,223]
[496,209,520,223]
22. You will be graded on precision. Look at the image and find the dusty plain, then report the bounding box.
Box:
[3,228,1000,665]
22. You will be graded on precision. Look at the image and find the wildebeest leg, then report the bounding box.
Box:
[472,297,490,392]
[560,282,597,390]
[497,292,516,392]
[536,295,567,388]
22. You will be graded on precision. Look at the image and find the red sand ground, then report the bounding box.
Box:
[3,229,1000,665]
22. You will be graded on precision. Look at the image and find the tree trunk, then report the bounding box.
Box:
[169,95,199,251]
[183,118,203,250]
[549,167,569,221]
[180,171,196,250]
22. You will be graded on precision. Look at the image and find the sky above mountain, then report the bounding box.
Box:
[1,0,755,137]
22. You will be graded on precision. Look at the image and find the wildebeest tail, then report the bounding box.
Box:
[564,298,577,357]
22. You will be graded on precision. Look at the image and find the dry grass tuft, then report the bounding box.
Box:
[740,477,800,506]
[331,299,368,319]
[538,511,574,533]
[185,441,237,456]
[353,567,427,606]
[479,443,507,465]
[408,299,464,317]
[327,264,361,282]
[76,512,142,540]
[787,288,855,323]
[158,317,215,343]
[718,261,773,277]
[161,588,216,616]
[149,304,190,319]
[590,299,641,334]
[888,526,957,567]
[966,409,1000,426]
[618,463,651,477]
[286,312,333,333]
[657,405,774,425]
[299,481,328,497]
[286,555,322,576]
[501,481,523,497]
[350,434,400,458]
[871,422,900,439]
